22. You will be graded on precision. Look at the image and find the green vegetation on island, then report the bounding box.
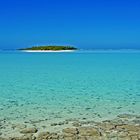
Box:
[19,46,77,51]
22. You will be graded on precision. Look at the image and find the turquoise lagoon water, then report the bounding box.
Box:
[0,50,140,132]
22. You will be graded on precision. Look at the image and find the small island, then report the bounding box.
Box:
[19,46,77,52]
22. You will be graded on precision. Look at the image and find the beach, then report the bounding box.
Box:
[22,50,75,53]
[0,51,140,139]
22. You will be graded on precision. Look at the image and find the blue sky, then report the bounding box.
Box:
[0,0,140,49]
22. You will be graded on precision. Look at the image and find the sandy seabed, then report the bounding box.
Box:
[0,114,140,140]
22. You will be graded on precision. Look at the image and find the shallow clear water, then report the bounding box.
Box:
[0,51,140,124]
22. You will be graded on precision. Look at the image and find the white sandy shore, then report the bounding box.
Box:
[22,50,75,53]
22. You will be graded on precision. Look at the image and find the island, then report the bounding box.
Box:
[19,46,77,52]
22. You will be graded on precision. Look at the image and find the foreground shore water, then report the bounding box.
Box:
[0,51,140,139]
[0,114,140,140]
